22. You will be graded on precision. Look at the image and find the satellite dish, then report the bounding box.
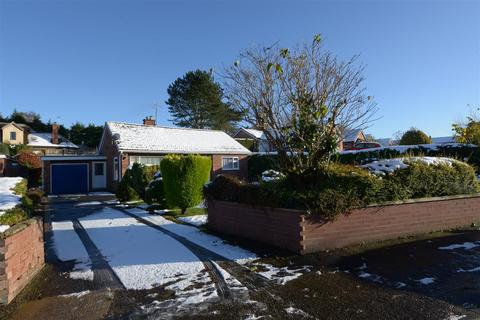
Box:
[112,133,121,141]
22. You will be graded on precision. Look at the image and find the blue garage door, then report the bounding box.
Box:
[51,164,88,195]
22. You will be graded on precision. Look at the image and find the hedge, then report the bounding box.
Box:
[116,163,160,202]
[248,145,480,180]
[161,154,211,213]
[206,161,479,220]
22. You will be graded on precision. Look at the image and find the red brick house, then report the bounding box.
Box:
[98,118,251,192]
[40,118,251,195]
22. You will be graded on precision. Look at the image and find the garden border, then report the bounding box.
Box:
[207,194,480,254]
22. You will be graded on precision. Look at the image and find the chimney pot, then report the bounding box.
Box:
[143,117,156,126]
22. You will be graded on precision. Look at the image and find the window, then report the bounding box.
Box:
[9,131,16,141]
[222,157,239,170]
[113,157,119,181]
[94,163,104,176]
[129,156,162,166]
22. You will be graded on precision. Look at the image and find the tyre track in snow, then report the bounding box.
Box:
[116,208,274,297]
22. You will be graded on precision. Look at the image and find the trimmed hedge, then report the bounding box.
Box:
[161,155,211,213]
[206,161,479,220]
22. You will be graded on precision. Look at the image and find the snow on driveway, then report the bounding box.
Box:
[77,207,207,290]
[126,208,257,263]
[51,220,93,280]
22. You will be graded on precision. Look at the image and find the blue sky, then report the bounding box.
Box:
[0,0,479,138]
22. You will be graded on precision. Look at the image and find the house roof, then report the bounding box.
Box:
[106,121,251,155]
[431,136,456,144]
[343,129,364,142]
[0,122,29,131]
[27,132,79,149]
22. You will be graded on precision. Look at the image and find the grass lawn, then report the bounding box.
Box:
[167,207,206,217]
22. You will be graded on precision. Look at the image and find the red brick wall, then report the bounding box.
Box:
[208,200,304,252]
[211,155,248,180]
[0,217,44,304]
[208,195,480,254]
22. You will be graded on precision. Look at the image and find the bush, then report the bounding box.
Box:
[116,180,141,202]
[248,154,279,181]
[145,177,166,206]
[0,143,9,156]
[0,208,29,226]
[379,160,479,202]
[161,155,212,213]
[115,163,160,202]
[399,128,432,145]
[206,160,479,220]
[27,188,44,206]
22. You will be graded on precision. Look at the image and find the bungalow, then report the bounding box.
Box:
[341,129,367,151]
[41,118,251,194]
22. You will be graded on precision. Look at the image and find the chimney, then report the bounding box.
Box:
[51,123,59,144]
[143,116,156,126]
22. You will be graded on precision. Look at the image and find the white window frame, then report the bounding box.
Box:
[129,155,163,166]
[9,131,16,141]
[222,156,240,171]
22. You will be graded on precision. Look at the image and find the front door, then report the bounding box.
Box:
[92,161,107,189]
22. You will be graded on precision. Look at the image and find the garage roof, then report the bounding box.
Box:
[106,121,251,155]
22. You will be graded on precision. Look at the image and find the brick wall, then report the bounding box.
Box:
[208,200,303,252]
[211,155,248,180]
[208,195,480,254]
[0,217,44,304]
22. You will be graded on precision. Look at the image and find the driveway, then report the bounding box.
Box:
[3,195,477,320]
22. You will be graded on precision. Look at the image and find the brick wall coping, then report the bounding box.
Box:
[210,193,480,217]
[1,216,43,239]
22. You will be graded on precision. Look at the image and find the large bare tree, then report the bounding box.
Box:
[223,35,378,174]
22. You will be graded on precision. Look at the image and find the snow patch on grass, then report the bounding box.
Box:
[439,242,480,250]
[61,290,91,298]
[177,215,207,227]
[456,266,480,273]
[253,264,312,285]
[416,277,435,285]
[0,177,23,215]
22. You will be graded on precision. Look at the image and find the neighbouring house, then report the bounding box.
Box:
[41,118,251,194]
[341,129,367,151]
[0,122,79,155]
[232,128,274,152]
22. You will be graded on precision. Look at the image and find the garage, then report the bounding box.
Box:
[42,156,107,195]
[51,164,88,194]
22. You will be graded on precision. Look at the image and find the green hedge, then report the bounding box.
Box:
[145,177,166,206]
[116,163,160,202]
[206,161,479,220]
[161,154,211,213]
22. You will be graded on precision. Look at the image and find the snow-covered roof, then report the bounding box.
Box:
[27,133,78,149]
[106,122,251,155]
[431,136,456,144]
[243,128,265,140]
[343,129,364,142]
